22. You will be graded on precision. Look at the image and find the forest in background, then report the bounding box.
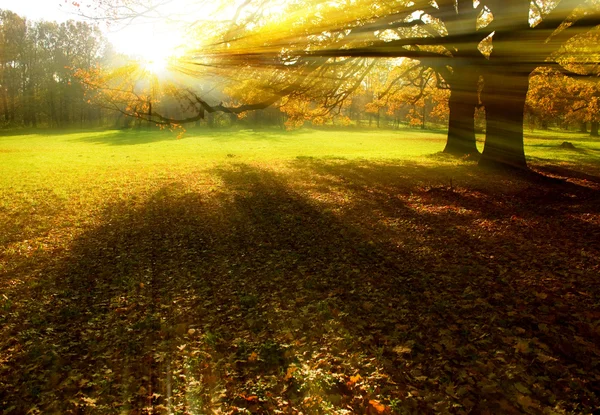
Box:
[0,10,111,128]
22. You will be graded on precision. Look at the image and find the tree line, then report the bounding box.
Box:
[0,10,109,128]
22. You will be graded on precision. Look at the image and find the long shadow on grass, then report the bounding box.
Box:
[533,164,600,185]
[1,165,425,413]
[2,160,599,414]
[72,128,306,146]
[207,128,309,142]
[525,145,600,163]
[72,129,182,145]
[286,158,600,411]
[0,128,110,138]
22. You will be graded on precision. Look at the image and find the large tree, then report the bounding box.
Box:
[477,0,600,168]
[80,0,600,168]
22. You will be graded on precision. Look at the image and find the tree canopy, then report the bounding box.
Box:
[70,0,600,168]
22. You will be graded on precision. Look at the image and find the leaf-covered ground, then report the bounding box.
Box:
[1,130,600,414]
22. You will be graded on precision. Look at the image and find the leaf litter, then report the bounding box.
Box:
[0,158,599,414]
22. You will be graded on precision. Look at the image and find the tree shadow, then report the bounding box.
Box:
[525,145,600,163]
[0,128,110,138]
[2,160,599,414]
[206,128,310,142]
[532,164,600,185]
[525,130,599,142]
[71,128,309,146]
[72,129,182,146]
[284,158,600,411]
[2,166,421,413]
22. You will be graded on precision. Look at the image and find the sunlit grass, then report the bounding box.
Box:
[0,127,445,192]
[1,126,599,413]
[1,125,597,261]
[0,127,597,240]
[1,126,597,197]
[0,126,453,279]
[523,129,600,166]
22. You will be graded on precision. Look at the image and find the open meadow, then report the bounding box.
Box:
[1,127,600,414]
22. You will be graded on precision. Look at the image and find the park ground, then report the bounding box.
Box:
[0,127,599,414]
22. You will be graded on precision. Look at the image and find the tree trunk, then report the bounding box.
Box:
[443,68,480,156]
[1,86,8,123]
[479,73,529,170]
[50,91,58,127]
[591,121,599,137]
[579,121,588,133]
[444,91,479,155]
[9,89,16,123]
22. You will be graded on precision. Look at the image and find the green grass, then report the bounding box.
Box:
[523,129,600,165]
[0,127,444,197]
[0,127,452,249]
[2,126,597,195]
[0,127,445,171]
[1,126,600,414]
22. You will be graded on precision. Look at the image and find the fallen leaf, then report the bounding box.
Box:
[514,383,531,395]
[349,374,362,384]
[393,344,412,355]
[369,399,386,413]
[516,394,537,409]
[514,340,530,354]
[285,366,296,380]
[240,394,259,402]
[537,353,557,363]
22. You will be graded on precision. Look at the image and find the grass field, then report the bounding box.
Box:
[1,127,600,414]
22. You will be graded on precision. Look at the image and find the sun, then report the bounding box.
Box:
[143,55,169,75]
[106,22,186,75]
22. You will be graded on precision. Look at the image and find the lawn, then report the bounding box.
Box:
[1,127,599,414]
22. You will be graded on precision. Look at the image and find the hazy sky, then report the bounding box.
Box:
[0,0,235,60]
[0,0,184,58]
[0,0,81,22]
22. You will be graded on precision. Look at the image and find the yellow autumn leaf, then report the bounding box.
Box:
[349,374,362,384]
[81,396,97,407]
[369,399,386,413]
[516,394,537,409]
[248,352,258,362]
[393,344,412,355]
[514,382,531,395]
[514,340,530,354]
[285,366,297,380]
[537,353,558,363]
